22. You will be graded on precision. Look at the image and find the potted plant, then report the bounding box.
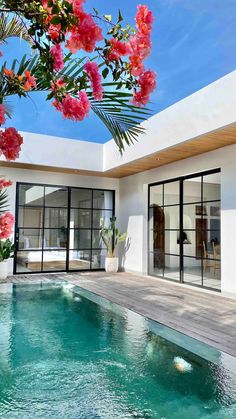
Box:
[100,216,127,273]
[0,239,14,280]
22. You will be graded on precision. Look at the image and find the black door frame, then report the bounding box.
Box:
[148,168,221,291]
[13,181,115,275]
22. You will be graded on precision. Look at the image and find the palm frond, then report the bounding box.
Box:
[2,54,152,152]
[0,13,34,45]
[0,189,8,213]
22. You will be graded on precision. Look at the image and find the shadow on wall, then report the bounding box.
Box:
[120,237,131,271]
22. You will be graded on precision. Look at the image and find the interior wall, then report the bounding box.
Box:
[119,144,236,298]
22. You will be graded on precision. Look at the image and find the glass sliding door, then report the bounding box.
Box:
[148,169,221,291]
[14,183,114,274]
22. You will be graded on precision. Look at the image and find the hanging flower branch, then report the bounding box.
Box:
[0,0,156,157]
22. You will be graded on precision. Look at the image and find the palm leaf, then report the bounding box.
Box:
[0,13,34,45]
[3,54,152,152]
[0,189,8,213]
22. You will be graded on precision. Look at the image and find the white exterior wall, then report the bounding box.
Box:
[119,144,236,298]
[0,167,119,275]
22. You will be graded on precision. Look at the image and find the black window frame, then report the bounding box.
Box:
[14,182,115,274]
[148,168,221,291]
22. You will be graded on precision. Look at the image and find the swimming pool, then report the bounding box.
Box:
[0,283,235,418]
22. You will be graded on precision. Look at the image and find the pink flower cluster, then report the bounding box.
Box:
[0,211,14,240]
[53,91,90,121]
[0,104,6,125]
[66,11,103,53]
[84,61,103,101]
[132,70,156,107]
[50,44,64,72]
[0,127,23,161]
[107,38,131,62]
[129,5,154,76]
[0,178,12,189]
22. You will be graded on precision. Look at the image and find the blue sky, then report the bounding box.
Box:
[3,0,236,142]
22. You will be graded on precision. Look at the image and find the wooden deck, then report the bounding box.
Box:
[6,271,236,358]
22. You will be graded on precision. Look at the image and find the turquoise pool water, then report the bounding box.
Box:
[0,284,236,418]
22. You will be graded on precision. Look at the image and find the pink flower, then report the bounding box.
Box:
[66,12,103,53]
[84,61,103,100]
[67,0,85,17]
[50,44,64,72]
[0,104,6,125]
[132,70,156,107]
[107,38,131,62]
[0,211,14,240]
[0,127,23,161]
[51,78,66,91]
[54,91,90,121]
[135,5,154,35]
[0,178,12,189]
[129,5,154,77]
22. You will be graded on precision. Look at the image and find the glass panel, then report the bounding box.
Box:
[93,190,113,209]
[164,206,179,229]
[42,250,66,271]
[19,184,44,206]
[149,252,164,277]
[93,210,113,228]
[44,208,67,228]
[202,231,221,260]
[70,209,91,229]
[184,257,202,286]
[203,256,221,290]
[183,177,202,204]
[18,207,43,228]
[70,229,91,249]
[164,254,180,281]
[18,229,42,250]
[165,230,180,255]
[149,229,165,254]
[92,249,106,269]
[92,230,104,249]
[182,230,197,257]
[183,204,204,230]
[16,251,42,273]
[149,184,163,207]
[44,229,67,249]
[164,181,179,205]
[71,188,92,208]
[203,172,220,202]
[69,250,91,270]
[209,202,221,218]
[45,187,68,207]
[149,206,165,231]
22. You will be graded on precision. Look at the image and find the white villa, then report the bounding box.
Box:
[2,70,236,298]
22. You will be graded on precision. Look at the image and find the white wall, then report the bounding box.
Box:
[103,71,236,171]
[0,132,104,172]
[119,144,236,298]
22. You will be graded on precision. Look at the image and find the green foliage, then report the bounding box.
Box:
[1,54,151,153]
[100,216,127,258]
[0,188,8,213]
[0,239,14,261]
[0,13,34,45]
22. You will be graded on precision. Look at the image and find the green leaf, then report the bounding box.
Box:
[102,68,109,79]
[50,16,61,25]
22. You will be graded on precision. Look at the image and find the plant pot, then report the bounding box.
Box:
[105,257,119,273]
[0,260,9,281]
